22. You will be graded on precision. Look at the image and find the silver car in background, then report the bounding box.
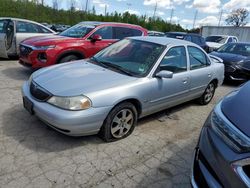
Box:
[22,37,224,142]
[0,17,55,58]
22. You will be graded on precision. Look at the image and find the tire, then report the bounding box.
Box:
[99,102,138,142]
[58,54,79,63]
[198,82,216,105]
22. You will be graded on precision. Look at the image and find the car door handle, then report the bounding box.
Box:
[182,78,188,84]
[108,43,112,45]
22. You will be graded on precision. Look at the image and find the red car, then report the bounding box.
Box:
[19,22,147,68]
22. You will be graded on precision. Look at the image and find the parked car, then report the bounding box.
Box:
[205,35,238,52]
[22,37,224,141]
[210,42,250,81]
[19,21,147,69]
[148,30,165,37]
[165,32,209,52]
[50,24,71,32]
[191,81,250,188]
[0,17,56,58]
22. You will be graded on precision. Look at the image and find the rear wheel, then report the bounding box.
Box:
[58,54,79,63]
[99,102,137,142]
[198,82,216,105]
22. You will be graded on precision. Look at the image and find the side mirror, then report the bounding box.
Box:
[156,70,173,79]
[91,34,102,42]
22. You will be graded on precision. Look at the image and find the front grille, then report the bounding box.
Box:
[30,81,51,101]
[225,65,236,72]
[193,150,223,188]
[243,165,250,178]
[20,45,33,57]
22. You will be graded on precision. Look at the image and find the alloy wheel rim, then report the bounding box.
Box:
[204,83,214,103]
[111,109,134,138]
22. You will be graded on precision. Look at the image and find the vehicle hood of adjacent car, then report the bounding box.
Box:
[221,81,250,137]
[210,52,249,64]
[32,60,138,96]
[22,35,76,46]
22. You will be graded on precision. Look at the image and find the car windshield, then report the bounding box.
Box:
[91,39,165,77]
[217,43,250,56]
[206,36,227,44]
[59,24,95,38]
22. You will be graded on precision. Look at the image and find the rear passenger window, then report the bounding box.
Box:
[159,46,187,73]
[113,27,142,39]
[188,46,210,70]
[92,26,113,39]
[16,21,40,33]
[192,36,201,45]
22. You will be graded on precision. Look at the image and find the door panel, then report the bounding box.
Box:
[147,46,190,113]
[188,46,213,97]
[0,33,8,58]
[0,19,14,58]
[147,72,191,114]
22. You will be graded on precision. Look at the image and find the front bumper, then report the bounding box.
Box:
[225,65,250,81]
[19,45,58,69]
[22,81,113,136]
[191,114,250,188]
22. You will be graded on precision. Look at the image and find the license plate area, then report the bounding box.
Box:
[23,97,34,115]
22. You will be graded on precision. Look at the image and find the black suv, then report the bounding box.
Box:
[165,32,209,52]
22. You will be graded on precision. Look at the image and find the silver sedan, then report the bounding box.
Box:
[22,37,224,141]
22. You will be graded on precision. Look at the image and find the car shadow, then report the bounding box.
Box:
[135,139,196,187]
[1,67,33,81]
[1,101,197,154]
[1,104,103,153]
[137,100,197,127]
[223,79,245,87]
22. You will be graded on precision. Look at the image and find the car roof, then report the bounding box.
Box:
[130,36,196,46]
[78,21,144,28]
[206,35,237,38]
[166,32,187,34]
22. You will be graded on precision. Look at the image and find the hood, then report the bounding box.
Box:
[206,42,223,48]
[221,81,250,137]
[209,51,248,64]
[32,60,137,96]
[21,35,76,46]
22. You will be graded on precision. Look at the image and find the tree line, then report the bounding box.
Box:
[0,0,186,32]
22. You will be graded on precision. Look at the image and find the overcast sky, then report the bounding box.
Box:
[42,0,250,29]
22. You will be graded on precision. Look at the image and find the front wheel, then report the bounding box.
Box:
[198,82,216,105]
[99,102,138,142]
[58,55,79,63]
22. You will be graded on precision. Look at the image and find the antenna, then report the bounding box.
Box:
[218,10,223,26]
[193,10,198,29]
[169,8,174,24]
[85,0,89,12]
[153,1,158,20]
[105,4,107,15]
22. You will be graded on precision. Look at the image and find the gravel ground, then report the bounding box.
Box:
[0,60,237,188]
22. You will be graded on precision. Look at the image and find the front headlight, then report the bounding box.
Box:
[34,45,56,50]
[211,102,250,153]
[28,75,33,85]
[47,95,91,111]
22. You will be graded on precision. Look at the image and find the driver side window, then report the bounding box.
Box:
[92,26,113,39]
[159,46,187,73]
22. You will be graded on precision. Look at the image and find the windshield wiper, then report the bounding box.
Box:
[90,57,134,76]
[103,62,134,76]
[90,57,109,68]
